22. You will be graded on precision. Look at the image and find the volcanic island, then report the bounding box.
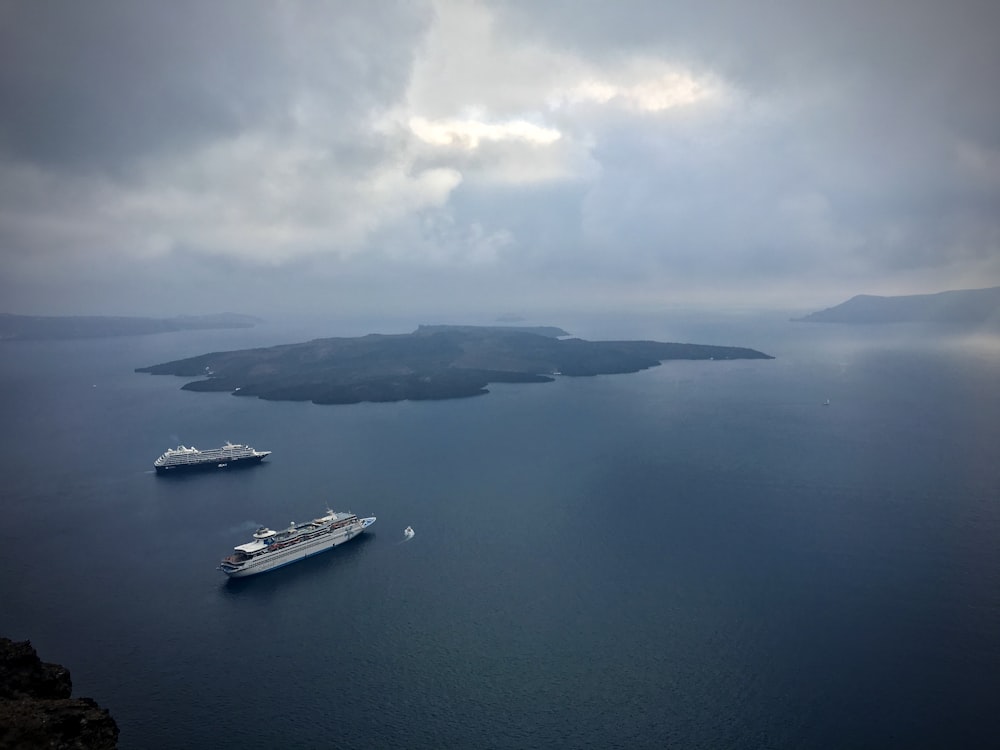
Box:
[136,324,774,405]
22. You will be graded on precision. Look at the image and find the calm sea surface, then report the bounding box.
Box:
[1,312,998,749]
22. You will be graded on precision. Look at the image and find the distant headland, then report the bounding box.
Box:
[136,324,773,405]
[0,312,261,340]
[795,286,1000,325]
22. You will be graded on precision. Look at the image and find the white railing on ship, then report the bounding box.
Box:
[160,449,256,464]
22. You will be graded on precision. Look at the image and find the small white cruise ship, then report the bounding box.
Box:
[153,442,270,473]
[219,509,376,577]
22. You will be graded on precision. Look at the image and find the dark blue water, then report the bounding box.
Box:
[1,313,998,749]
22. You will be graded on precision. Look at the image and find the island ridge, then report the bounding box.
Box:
[136,324,773,405]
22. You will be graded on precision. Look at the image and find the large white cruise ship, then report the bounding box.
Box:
[154,442,270,473]
[219,510,376,577]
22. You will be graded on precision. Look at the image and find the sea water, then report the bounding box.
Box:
[1,312,998,749]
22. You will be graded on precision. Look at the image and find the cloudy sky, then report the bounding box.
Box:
[1,0,998,316]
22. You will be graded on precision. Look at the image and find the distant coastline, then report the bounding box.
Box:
[0,312,261,341]
[795,286,1000,325]
[137,324,774,405]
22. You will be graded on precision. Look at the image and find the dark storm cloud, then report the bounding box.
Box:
[1,0,998,315]
[490,0,1000,287]
[494,0,999,106]
[0,0,429,173]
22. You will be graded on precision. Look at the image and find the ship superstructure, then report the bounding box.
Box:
[219,510,376,577]
[153,442,270,473]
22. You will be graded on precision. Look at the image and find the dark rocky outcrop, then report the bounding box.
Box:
[0,638,118,749]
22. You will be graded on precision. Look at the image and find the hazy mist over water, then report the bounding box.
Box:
[1,311,998,749]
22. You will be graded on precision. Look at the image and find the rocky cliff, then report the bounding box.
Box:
[0,638,118,749]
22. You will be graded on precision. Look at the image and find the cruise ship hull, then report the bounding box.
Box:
[154,454,267,474]
[220,517,375,577]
